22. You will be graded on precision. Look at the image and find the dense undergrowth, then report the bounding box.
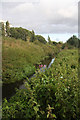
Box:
[2,49,79,120]
[2,37,53,84]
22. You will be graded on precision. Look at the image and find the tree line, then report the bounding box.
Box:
[0,20,79,47]
[0,21,60,45]
[0,21,47,44]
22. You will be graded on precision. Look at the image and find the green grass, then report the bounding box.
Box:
[2,37,53,83]
[2,48,80,119]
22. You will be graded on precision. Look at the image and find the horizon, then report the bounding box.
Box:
[0,20,78,43]
[0,0,79,42]
[36,33,78,43]
[0,19,78,43]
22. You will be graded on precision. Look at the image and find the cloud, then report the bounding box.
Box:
[1,0,39,2]
[1,0,79,34]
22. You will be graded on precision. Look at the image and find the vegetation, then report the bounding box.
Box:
[2,49,79,119]
[2,37,53,84]
[52,41,58,45]
[6,21,10,36]
[2,23,5,36]
[48,35,51,44]
[1,20,79,119]
[66,35,79,47]
[36,35,47,44]
[9,27,32,41]
[62,35,79,49]
[0,23,5,36]
[0,21,48,44]
[30,30,35,42]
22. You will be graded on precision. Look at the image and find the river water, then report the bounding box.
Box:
[2,58,55,100]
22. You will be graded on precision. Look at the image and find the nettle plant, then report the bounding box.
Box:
[2,49,79,120]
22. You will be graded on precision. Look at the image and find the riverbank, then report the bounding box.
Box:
[2,49,79,119]
[2,56,54,100]
[2,37,54,84]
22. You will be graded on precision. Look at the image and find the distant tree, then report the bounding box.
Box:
[10,27,27,41]
[2,23,5,36]
[48,35,51,44]
[61,43,66,49]
[66,35,79,48]
[52,41,57,45]
[9,27,19,39]
[16,27,27,41]
[30,30,35,42]
[6,21,10,36]
[36,35,47,44]
[58,41,63,44]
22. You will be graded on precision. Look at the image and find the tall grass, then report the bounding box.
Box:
[2,49,79,119]
[2,37,53,83]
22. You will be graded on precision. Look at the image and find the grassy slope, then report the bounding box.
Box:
[28,48,79,119]
[2,37,53,84]
[2,49,79,119]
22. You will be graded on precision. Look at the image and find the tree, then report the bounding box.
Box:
[36,35,47,44]
[52,41,57,45]
[6,21,10,36]
[66,35,79,48]
[2,23,5,36]
[9,27,27,41]
[30,30,35,42]
[9,27,19,39]
[48,35,51,44]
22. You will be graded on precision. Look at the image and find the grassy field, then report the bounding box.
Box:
[2,37,53,84]
[2,48,80,119]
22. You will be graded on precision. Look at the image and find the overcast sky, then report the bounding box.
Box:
[0,0,79,42]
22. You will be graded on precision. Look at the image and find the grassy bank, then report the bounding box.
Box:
[2,37,53,84]
[2,48,79,119]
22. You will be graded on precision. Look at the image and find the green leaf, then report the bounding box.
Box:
[47,114,49,118]
[64,88,67,92]
[52,114,56,118]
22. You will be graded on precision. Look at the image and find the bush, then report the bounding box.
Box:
[2,49,79,119]
[2,88,40,119]
[36,35,47,44]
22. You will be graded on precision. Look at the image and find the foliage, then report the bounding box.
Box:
[9,27,31,41]
[6,21,10,36]
[66,35,79,48]
[30,30,35,42]
[9,27,47,43]
[2,88,40,119]
[52,41,58,46]
[61,35,79,49]
[2,49,79,119]
[36,35,47,44]
[2,37,53,84]
[0,22,5,36]
[3,64,36,84]
[2,23,5,36]
[50,49,79,120]
[48,35,51,44]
